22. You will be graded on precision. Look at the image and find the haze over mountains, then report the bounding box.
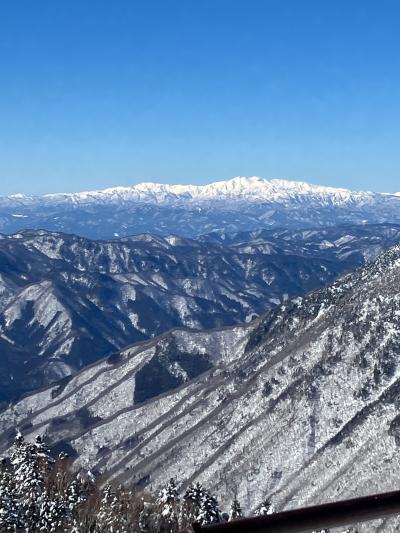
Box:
[1,176,400,238]
[2,240,400,531]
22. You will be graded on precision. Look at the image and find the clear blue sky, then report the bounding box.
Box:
[1,0,400,195]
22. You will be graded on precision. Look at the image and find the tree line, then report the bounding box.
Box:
[0,433,273,532]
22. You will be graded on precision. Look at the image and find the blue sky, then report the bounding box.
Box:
[1,1,400,195]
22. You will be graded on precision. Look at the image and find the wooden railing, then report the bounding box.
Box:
[181,489,400,532]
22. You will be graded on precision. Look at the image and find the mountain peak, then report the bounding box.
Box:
[128,176,356,200]
[0,176,366,203]
[1,177,400,239]
[0,177,385,207]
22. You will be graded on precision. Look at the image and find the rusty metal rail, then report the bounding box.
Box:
[181,489,400,532]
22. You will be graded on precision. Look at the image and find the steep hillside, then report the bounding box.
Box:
[0,227,365,402]
[1,225,400,402]
[1,176,400,238]
[1,244,400,532]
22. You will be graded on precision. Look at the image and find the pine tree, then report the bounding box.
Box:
[181,482,205,525]
[254,498,273,516]
[228,498,243,521]
[157,478,180,533]
[197,489,221,525]
[0,457,19,531]
[10,433,55,531]
[8,433,73,532]
[38,446,70,532]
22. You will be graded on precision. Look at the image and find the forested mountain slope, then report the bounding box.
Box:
[1,225,400,401]
[2,244,400,532]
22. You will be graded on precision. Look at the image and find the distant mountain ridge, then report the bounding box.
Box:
[0,177,379,205]
[1,177,400,238]
[1,224,400,402]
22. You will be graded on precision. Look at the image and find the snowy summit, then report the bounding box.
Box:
[0,176,383,206]
[1,176,400,239]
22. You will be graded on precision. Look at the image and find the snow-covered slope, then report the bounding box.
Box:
[1,177,400,238]
[1,224,400,402]
[2,243,400,531]
[5,225,392,402]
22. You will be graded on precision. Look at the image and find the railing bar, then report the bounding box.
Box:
[181,489,400,532]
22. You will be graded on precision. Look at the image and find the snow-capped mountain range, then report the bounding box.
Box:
[1,177,400,238]
[3,224,400,402]
[0,177,380,205]
[2,242,400,531]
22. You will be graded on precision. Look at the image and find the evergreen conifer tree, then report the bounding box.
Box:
[10,433,55,531]
[254,498,273,516]
[197,489,221,525]
[181,482,205,525]
[157,478,180,532]
[228,498,243,521]
[0,457,19,530]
